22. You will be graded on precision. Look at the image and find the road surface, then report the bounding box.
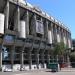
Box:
[0,68,75,75]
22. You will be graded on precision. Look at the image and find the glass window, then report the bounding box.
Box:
[2,46,10,60]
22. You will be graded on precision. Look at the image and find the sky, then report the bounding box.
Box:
[26,0,75,39]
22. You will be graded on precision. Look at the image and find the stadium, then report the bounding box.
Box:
[0,0,71,71]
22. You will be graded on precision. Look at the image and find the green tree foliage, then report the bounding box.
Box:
[53,42,66,55]
[70,52,75,60]
[70,52,75,67]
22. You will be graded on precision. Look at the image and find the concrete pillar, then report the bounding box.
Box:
[67,32,69,48]
[25,10,29,37]
[14,6,20,32]
[29,50,32,69]
[44,20,48,40]
[64,31,67,47]
[45,50,50,66]
[66,53,70,67]
[59,27,62,42]
[41,52,45,68]
[11,46,15,70]
[54,25,57,42]
[40,17,44,38]
[35,51,39,69]
[60,28,63,42]
[50,22,54,43]
[0,47,2,71]
[20,49,24,71]
[55,25,58,42]
[69,33,72,48]
[32,13,37,36]
[66,32,69,47]
[62,28,64,41]
[47,53,50,64]
[4,0,9,30]
[57,26,61,43]
[57,55,59,62]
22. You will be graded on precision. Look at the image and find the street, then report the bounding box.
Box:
[0,68,75,75]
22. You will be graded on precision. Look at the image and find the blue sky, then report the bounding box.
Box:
[27,0,75,39]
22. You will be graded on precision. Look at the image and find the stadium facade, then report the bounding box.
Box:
[0,0,72,71]
[72,39,75,51]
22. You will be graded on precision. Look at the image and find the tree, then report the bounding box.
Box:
[70,52,75,67]
[53,42,66,56]
[53,42,67,65]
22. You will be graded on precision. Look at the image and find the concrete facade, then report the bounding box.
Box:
[0,0,72,71]
[72,39,75,51]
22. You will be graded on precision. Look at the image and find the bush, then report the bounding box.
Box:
[70,52,75,68]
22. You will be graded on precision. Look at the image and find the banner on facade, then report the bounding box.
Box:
[36,20,44,34]
[4,35,14,44]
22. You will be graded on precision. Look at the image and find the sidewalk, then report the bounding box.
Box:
[61,67,75,72]
[0,68,75,75]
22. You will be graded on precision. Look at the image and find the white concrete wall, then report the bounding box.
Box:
[31,64,37,70]
[0,13,5,34]
[19,20,26,38]
[48,30,52,44]
[13,64,20,71]
[64,36,67,46]
[24,65,29,70]
[57,34,61,42]
[2,65,12,71]
[68,39,71,48]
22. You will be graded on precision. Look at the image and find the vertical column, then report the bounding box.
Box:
[69,33,72,48]
[14,6,20,32]
[32,13,37,36]
[54,25,57,43]
[52,24,55,43]
[51,22,54,44]
[40,17,44,38]
[63,29,65,44]
[66,32,71,67]
[57,26,61,43]
[61,28,64,42]
[11,46,15,70]
[44,50,50,68]
[0,47,2,71]
[44,20,48,40]
[35,51,39,69]
[67,32,69,48]
[58,27,61,42]
[64,30,67,46]
[66,31,68,46]
[29,50,32,69]
[48,22,53,44]
[4,0,9,30]
[25,10,29,37]
[56,25,58,42]
[41,51,45,68]
[47,51,50,64]
[65,31,67,47]
[67,32,70,48]
[61,28,63,42]
[20,49,24,71]
[60,27,62,42]
[56,55,59,63]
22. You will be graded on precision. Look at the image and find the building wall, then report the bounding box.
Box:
[72,39,75,51]
[0,0,71,71]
